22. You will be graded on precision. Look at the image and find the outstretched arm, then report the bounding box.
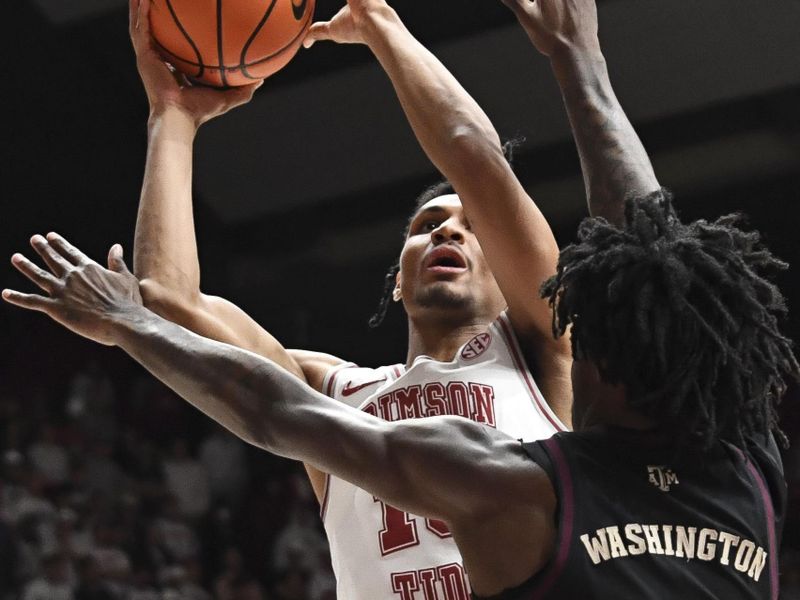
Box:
[305,1,571,398]
[3,234,555,597]
[502,0,660,225]
[129,0,315,379]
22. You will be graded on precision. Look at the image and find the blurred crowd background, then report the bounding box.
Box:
[0,359,338,600]
[0,359,797,599]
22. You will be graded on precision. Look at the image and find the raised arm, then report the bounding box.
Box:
[3,234,555,597]
[305,2,569,362]
[502,0,660,225]
[129,0,321,380]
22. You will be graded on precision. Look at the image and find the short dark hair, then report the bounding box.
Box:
[541,189,798,449]
[369,139,523,328]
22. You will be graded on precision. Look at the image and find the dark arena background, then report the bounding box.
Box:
[2,0,800,598]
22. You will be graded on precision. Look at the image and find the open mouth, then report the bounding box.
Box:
[424,246,468,273]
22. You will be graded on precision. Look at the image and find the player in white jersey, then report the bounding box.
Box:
[126,0,658,596]
[321,313,565,598]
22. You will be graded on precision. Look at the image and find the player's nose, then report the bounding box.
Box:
[431,218,465,244]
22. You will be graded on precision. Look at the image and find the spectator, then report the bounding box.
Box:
[235,577,269,600]
[73,555,114,600]
[0,512,19,596]
[27,422,70,486]
[199,428,249,509]
[179,559,213,600]
[65,361,117,444]
[163,439,210,520]
[82,441,126,498]
[154,495,200,563]
[213,546,246,600]
[272,475,328,575]
[20,552,74,600]
[270,568,308,600]
[128,567,160,600]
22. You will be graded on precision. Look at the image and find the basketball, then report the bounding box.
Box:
[149,0,315,87]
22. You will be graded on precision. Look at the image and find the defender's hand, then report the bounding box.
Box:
[500,0,601,58]
[303,0,389,49]
[3,234,144,347]
[129,0,262,127]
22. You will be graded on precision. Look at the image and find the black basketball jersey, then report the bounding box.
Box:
[476,428,786,600]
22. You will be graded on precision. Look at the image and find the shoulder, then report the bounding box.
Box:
[286,349,348,393]
[499,312,573,429]
[742,433,787,522]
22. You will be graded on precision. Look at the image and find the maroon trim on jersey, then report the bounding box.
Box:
[324,362,356,398]
[319,473,332,521]
[735,447,779,600]
[392,364,404,379]
[528,437,575,600]
[496,316,565,432]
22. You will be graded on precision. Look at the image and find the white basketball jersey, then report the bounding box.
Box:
[320,312,567,600]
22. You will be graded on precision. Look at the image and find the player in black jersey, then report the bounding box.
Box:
[489,189,796,600]
[3,3,797,600]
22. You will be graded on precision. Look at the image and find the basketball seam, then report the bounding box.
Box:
[153,20,310,72]
[216,0,228,87]
[163,0,204,79]
[239,0,279,80]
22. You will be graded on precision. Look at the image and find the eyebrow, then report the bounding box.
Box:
[412,206,448,220]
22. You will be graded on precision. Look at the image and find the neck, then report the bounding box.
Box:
[405,315,494,366]
[575,382,657,432]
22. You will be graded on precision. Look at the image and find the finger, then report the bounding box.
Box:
[137,0,152,34]
[232,80,263,103]
[128,0,138,37]
[107,244,131,274]
[129,0,152,47]
[1,289,54,313]
[175,70,191,87]
[30,235,71,276]
[46,232,91,267]
[10,254,58,293]
[303,22,331,49]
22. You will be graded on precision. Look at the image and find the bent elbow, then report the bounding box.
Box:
[448,126,506,176]
[138,278,199,322]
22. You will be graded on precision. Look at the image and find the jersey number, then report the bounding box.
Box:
[374,498,452,556]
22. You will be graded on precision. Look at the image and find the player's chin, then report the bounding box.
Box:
[415,282,474,310]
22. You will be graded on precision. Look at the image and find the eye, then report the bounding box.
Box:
[412,220,441,234]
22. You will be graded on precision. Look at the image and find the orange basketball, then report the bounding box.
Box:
[149,0,315,87]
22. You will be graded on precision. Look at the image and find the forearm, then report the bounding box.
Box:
[112,308,509,523]
[134,107,202,297]
[550,48,659,225]
[361,7,505,183]
[114,307,309,453]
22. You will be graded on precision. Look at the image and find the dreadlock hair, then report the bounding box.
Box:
[368,139,523,329]
[541,189,799,450]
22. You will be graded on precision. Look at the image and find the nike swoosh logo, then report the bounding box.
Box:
[342,378,387,397]
[291,0,308,20]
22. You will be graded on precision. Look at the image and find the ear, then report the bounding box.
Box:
[392,270,402,302]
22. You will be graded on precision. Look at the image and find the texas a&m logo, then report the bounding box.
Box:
[648,465,679,492]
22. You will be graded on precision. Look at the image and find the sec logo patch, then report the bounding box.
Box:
[461,333,491,360]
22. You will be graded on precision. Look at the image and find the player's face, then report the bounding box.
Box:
[397,195,506,323]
